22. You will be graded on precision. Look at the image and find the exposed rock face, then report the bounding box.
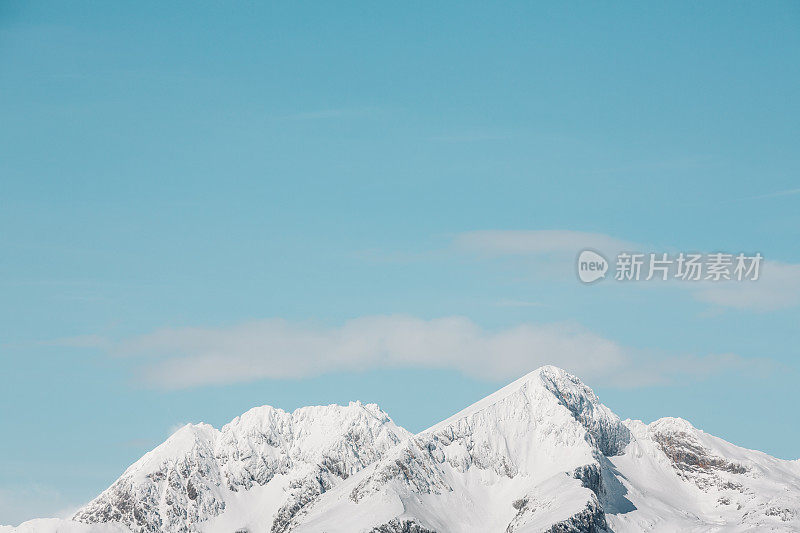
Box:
[538,366,631,456]
[349,441,451,503]
[72,424,225,533]
[544,497,608,533]
[369,519,437,533]
[653,426,748,476]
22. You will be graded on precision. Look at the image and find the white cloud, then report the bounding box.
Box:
[453,230,800,312]
[693,261,800,311]
[86,315,763,390]
[454,230,634,256]
[605,352,776,388]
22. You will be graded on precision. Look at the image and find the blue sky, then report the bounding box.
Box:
[1,1,799,524]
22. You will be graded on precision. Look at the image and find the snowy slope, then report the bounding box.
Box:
[4,366,799,532]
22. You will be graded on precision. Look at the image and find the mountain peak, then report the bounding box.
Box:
[486,364,598,402]
[649,416,697,434]
[534,365,630,456]
[426,365,576,426]
[120,422,217,481]
[424,365,629,457]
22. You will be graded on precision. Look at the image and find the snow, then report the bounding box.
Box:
[4,366,799,532]
[509,472,599,532]
[0,519,129,533]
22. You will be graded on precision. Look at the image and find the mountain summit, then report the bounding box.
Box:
[5,366,800,532]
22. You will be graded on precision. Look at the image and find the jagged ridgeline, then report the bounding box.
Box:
[5,366,800,533]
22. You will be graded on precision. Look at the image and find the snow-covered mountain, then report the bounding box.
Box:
[5,366,800,532]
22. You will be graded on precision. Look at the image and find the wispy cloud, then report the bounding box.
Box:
[454,230,634,256]
[59,316,765,390]
[453,230,800,312]
[737,188,800,201]
[692,261,800,312]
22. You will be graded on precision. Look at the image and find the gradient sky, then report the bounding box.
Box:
[1,1,799,525]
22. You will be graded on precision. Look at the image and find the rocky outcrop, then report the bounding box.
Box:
[544,496,608,533]
[370,520,437,533]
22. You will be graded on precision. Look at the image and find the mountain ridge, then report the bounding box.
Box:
[4,366,799,532]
